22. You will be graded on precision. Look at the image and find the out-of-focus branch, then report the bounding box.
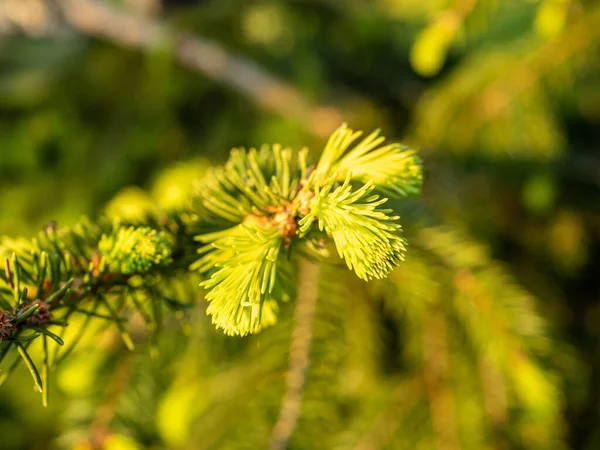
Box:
[55,0,343,139]
[422,309,459,450]
[85,352,134,449]
[0,0,62,36]
[352,375,424,450]
[270,259,320,450]
[476,5,600,121]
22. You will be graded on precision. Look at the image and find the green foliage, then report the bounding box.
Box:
[379,224,574,448]
[314,123,423,198]
[189,124,421,335]
[0,211,197,405]
[0,1,598,448]
[192,145,308,226]
[299,175,406,281]
[194,224,284,336]
[409,4,600,158]
[409,0,504,77]
[0,124,422,399]
[99,226,173,275]
[410,45,566,158]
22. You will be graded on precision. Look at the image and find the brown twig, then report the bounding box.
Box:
[56,0,343,139]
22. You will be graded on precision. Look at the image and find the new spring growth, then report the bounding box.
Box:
[0,123,423,401]
[192,123,422,336]
[99,226,173,275]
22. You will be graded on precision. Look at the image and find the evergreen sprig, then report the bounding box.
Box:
[191,123,421,333]
[0,217,189,402]
[0,123,422,401]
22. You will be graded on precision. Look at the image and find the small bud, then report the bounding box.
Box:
[0,309,14,341]
[99,227,173,275]
[43,220,57,234]
[19,300,53,326]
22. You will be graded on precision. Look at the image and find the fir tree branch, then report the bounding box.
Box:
[0,217,194,400]
[0,123,421,401]
[407,226,566,447]
[352,375,424,450]
[192,125,420,333]
[479,351,508,426]
[422,309,459,450]
[86,353,134,449]
[410,4,600,156]
[270,258,319,450]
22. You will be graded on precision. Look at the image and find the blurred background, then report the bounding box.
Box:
[0,0,599,448]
